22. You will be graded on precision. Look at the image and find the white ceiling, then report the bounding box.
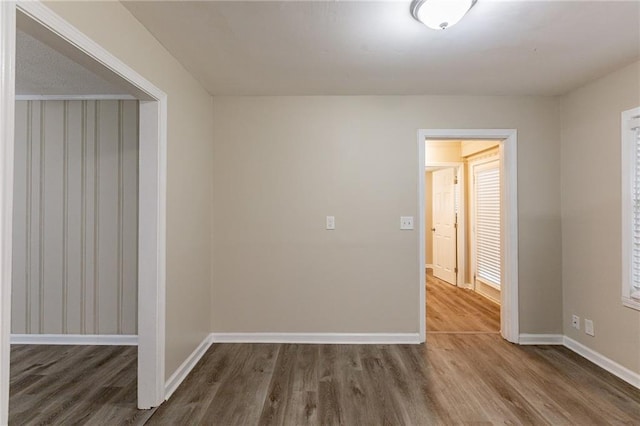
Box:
[16,29,130,96]
[123,0,640,96]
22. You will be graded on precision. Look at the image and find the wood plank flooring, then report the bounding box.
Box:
[426,268,500,333]
[147,337,640,425]
[9,344,155,425]
[9,276,640,425]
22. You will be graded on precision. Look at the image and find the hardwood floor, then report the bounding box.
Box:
[9,282,640,426]
[9,344,155,425]
[8,340,640,425]
[146,277,638,424]
[146,337,640,425]
[427,268,500,333]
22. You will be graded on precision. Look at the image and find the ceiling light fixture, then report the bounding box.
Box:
[410,0,477,30]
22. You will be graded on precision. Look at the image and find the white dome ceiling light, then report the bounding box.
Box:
[411,0,477,30]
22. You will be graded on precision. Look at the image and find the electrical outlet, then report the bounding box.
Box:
[585,319,594,336]
[400,216,414,230]
[572,315,580,330]
[326,216,335,230]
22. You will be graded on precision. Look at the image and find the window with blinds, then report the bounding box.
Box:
[623,107,640,311]
[632,127,640,300]
[474,161,501,288]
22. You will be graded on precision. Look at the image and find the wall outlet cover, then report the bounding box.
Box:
[400,216,414,230]
[572,314,580,330]
[585,319,594,336]
[326,216,335,230]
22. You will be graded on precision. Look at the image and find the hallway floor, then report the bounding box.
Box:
[426,268,500,333]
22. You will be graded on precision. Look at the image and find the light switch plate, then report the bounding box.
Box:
[326,216,335,230]
[585,319,594,336]
[400,216,414,230]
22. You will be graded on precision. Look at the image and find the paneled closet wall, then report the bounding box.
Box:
[11,100,139,335]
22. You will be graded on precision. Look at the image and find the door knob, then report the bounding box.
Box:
[431,228,436,232]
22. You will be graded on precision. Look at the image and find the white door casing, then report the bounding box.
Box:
[432,168,457,285]
[418,129,518,344]
[0,2,17,424]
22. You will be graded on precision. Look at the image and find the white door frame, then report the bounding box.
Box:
[1,2,168,421]
[418,129,518,344]
[425,161,466,288]
[0,2,17,424]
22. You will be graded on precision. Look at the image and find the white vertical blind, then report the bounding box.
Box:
[632,126,640,299]
[475,164,501,287]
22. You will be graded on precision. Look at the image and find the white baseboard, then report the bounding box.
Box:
[474,290,501,305]
[164,334,213,400]
[518,334,564,345]
[563,336,640,389]
[10,334,138,345]
[210,333,420,344]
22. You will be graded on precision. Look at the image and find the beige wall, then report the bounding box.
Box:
[212,95,562,334]
[560,60,640,373]
[12,100,138,335]
[34,0,640,383]
[45,1,214,377]
[461,140,499,157]
[426,141,461,163]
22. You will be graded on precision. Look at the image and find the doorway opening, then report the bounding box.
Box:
[1,3,168,423]
[417,129,519,344]
[425,140,502,334]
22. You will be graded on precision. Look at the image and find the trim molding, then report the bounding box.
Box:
[10,333,138,345]
[563,336,640,389]
[164,335,212,401]
[210,333,421,344]
[0,2,16,424]
[15,95,136,101]
[518,334,564,345]
[621,107,640,313]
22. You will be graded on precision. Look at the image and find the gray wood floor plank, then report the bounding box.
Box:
[317,345,346,425]
[9,276,640,425]
[9,345,155,426]
[147,343,248,426]
[358,345,408,425]
[530,345,640,423]
[289,345,319,425]
[258,343,297,425]
[199,343,279,425]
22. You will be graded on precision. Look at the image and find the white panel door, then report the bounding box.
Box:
[432,168,457,285]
